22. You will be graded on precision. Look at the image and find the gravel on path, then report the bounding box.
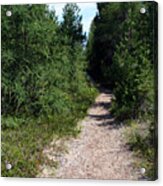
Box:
[38,90,141,180]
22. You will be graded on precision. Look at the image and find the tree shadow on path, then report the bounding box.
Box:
[87,89,121,129]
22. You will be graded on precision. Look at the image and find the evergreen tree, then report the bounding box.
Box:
[87,2,127,82]
[60,3,86,46]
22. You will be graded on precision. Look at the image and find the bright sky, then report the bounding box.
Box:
[48,3,97,36]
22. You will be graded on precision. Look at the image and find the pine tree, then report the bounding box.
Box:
[87,2,127,82]
[60,3,86,47]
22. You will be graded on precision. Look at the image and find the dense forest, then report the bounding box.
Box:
[1,2,157,180]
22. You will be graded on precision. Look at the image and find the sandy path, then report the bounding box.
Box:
[38,90,140,180]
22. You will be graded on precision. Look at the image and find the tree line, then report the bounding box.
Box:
[2,4,96,128]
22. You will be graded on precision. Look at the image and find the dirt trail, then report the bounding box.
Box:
[38,90,140,180]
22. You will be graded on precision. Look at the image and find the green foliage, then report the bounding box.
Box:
[1,4,97,177]
[125,121,156,180]
[1,116,79,177]
[87,2,127,82]
[111,2,155,121]
[60,3,86,47]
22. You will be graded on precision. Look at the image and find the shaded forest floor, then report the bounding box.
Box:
[38,89,141,180]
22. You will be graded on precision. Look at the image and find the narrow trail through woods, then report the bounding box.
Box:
[38,90,141,180]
